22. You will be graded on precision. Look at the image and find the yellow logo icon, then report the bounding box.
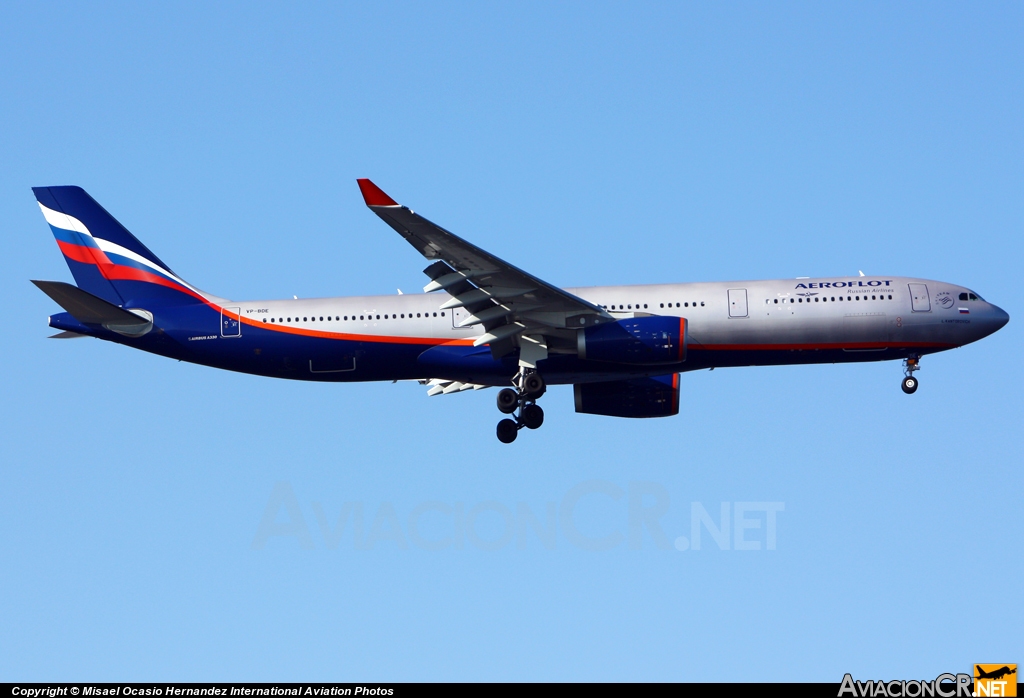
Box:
[975,664,1017,697]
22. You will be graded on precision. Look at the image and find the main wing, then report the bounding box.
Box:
[357,179,612,357]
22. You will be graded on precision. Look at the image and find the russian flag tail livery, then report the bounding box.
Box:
[32,186,215,307]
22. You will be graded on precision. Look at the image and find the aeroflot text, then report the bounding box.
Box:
[795,280,893,289]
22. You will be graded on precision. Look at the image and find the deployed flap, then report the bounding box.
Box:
[419,378,490,396]
[32,280,151,328]
[357,179,612,352]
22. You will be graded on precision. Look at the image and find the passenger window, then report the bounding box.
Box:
[660,303,664,308]
[774,299,778,304]
[262,318,267,323]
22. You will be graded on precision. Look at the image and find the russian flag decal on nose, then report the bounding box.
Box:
[959,307,970,314]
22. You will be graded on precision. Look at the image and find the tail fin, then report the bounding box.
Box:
[32,186,214,306]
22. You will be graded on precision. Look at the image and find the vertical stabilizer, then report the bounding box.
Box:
[32,186,215,306]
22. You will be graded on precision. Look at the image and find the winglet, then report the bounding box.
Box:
[357,179,399,207]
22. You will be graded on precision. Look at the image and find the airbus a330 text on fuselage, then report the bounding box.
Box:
[31,180,1009,442]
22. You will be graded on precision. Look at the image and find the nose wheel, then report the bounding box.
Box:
[901,357,920,394]
[494,370,546,443]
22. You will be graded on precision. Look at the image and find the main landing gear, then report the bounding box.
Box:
[901,356,920,394]
[495,370,546,444]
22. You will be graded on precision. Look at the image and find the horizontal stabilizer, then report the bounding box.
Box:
[32,280,151,328]
[49,331,89,339]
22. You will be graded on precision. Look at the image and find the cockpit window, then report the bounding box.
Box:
[959,293,968,301]
[960,291,984,301]
[969,293,980,301]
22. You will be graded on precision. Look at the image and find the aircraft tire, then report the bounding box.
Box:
[901,376,918,394]
[497,418,519,443]
[497,388,519,414]
[521,404,544,430]
[523,373,546,398]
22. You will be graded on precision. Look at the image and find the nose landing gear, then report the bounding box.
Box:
[901,356,920,394]
[494,369,546,443]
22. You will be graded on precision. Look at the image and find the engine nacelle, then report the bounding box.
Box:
[574,374,680,418]
[577,316,686,364]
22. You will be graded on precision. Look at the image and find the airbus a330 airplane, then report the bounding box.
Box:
[32,181,1009,443]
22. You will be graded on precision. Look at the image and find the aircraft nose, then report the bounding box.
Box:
[991,304,1010,330]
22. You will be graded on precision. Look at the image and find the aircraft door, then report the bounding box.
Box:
[450,307,470,329]
[221,307,241,337]
[728,289,748,318]
[909,284,931,312]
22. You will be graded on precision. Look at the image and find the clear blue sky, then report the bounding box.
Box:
[1,1,1021,682]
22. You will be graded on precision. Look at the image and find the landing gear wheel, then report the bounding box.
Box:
[901,376,918,394]
[520,404,544,430]
[496,418,519,444]
[523,373,546,398]
[497,388,519,414]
